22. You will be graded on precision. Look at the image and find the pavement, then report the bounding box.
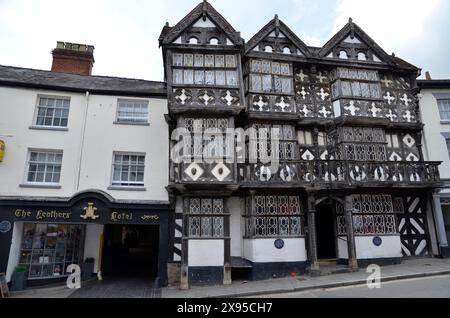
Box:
[257,275,450,298]
[162,258,450,298]
[7,258,450,298]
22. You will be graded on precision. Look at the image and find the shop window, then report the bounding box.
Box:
[245,196,304,238]
[19,223,85,279]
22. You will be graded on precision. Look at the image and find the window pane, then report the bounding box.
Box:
[183,54,193,67]
[250,74,262,91]
[194,54,204,67]
[194,70,204,85]
[184,70,194,84]
[205,71,215,85]
[226,71,238,86]
[225,55,236,68]
[215,71,225,86]
[173,69,183,84]
[215,55,225,68]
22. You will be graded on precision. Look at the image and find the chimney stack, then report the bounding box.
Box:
[51,41,95,76]
[425,71,432,80]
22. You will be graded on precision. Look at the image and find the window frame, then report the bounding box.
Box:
[24,149,64,186]
[32,95,71,129]
[110,152,146,188]
[115,99,149,125]
[437,99,450,122]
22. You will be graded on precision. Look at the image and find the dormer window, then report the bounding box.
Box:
[264,45,273,53]
[283,47,291,54]
[209,38,219,45]
[188,37,199,44]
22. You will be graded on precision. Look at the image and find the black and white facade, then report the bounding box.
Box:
[161,1,445,288]
[0,1,447,291]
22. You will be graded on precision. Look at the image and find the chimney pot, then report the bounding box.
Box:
[425,71,432,80]
[51,41,95,76]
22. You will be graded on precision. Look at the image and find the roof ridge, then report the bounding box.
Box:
[0,64,165,84]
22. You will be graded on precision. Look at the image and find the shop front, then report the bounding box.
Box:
[0,191,169,287]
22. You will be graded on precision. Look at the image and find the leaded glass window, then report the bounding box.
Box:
[245,195,304,238]
[248,59,293,94]
[186,198,225,238]
[340,194,398,236]
[172,54,239,86]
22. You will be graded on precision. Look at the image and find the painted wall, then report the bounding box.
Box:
[6,222,23,282]
[420,89,450,179]
[228,197,243,257]
[0,86,169,202]
[243,238,307,263]
[188,240,224,267]
[79,95,169,201]
[338,235,402,259]
[83,224,104,274]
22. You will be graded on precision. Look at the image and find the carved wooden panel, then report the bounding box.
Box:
[295,68,333,118]
[380,73,416,123]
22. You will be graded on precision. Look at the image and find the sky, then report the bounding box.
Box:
[0,0,449,81]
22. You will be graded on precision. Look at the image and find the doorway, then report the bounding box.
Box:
[316,204,337,260]
[102,225,159,278]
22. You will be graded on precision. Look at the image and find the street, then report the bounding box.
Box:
[255,275,450,298]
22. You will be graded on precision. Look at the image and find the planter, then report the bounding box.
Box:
[10,271,27,291]
[82,262,95,280]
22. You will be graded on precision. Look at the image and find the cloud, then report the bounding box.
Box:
[0,0,449,80]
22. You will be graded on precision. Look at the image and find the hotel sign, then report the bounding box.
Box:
[11,205,161,225]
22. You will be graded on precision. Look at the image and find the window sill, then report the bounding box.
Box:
[29,126,68,131]
[113,121,150,126]
[19,184,62,189]
[107,186,147,192]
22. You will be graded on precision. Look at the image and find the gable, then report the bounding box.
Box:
[161,1,243,46]
[319,20,392,65]
[245,17,311,57]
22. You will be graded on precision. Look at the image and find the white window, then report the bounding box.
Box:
[339,51,348,59]
[298,130,313,145]
[357,52,367,61]
[209,38,219,45]
[386,134,399,148]
[35,96,70,127]
[112,153,145,187]
[116,100,149,124]
[438,100,450,121]
[264,45,273,53]
[26,150,63,185]
[188,37,198,44]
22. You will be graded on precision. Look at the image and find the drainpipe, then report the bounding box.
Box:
[76,91,90,191]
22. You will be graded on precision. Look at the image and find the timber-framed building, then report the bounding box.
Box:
[160,1,443,288]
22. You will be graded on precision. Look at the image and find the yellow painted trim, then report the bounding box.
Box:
[98,233,104,273]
